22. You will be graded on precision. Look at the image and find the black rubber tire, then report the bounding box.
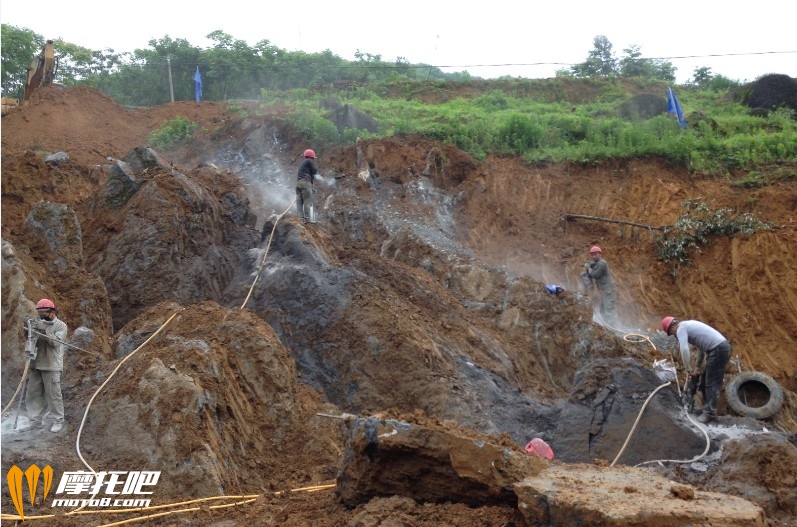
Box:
[725,371,784,420]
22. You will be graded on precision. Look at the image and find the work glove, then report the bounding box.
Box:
[33,319,46,332]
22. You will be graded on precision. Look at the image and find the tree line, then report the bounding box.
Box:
[1,25,736,106]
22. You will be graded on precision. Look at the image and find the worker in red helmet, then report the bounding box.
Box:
[23,298,68,432]
[580,245,618,327]
[296,148,319,223]
[661,316,731,424]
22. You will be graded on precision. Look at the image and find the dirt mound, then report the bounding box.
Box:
[1,85,246,167]
[705,434,797,525]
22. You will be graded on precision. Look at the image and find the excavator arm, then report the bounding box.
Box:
[24,40,56,100]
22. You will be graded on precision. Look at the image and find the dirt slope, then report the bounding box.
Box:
[2,85,796,526]
[453,156,797,388]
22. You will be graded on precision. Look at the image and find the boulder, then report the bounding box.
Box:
[337,416,548,507]
[516,464,765,526]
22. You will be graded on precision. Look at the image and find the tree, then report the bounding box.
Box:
[51,40,125,88]
[3,27,468,105]
[354,50,382,63]
[353,50,385,83]
[1,24,44,99]
[146,36,202,104]
[619,45,648,78]
[252,39,282,90]
[688,66,739,91]
[571,35,617,78]
[690,66,714,87]
[1,25,127,99]
[618,45,675,82]
[705,74,739,92]
[204,30,281,100]
[651,60,676,83]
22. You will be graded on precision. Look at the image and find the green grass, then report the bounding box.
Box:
[256,80,797,175]
[148,116,198,150]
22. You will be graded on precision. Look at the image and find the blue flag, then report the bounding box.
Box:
[666,86,685,128]
[194,66,202,102]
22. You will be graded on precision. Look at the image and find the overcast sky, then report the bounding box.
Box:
[2,0,795,84]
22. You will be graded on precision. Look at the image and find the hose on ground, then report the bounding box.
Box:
[610,380,711,468]
[3,196,304,521]
[65,196,296,514]
[71,309,182,513]
[634,410,711,467]
[96,498,259,527]
[610,381,672,467]
[1,359,30,415]
[240,198,296,309]
[0,483,336,524]
[3,332,98,416]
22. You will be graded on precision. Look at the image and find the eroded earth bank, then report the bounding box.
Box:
[2,85,796,526]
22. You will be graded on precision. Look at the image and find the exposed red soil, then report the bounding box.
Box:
[2,85,796,526]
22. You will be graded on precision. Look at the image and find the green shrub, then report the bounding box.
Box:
[731,171,765,188]
[497,114,543,155]
[475,90,510,111]
[148,116,198,150]
[546,114,589,145]
[228,104,249,117]
[293,109,340,149]
[655,199,772,275]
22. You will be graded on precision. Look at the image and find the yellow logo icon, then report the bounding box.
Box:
[7,464,53,520]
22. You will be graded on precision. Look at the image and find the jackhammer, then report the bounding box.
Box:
[23,318,40,361]
[13,318,39,430]
[681,371,703,413]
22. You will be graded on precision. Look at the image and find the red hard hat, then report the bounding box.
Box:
[524,438,554,460]
[661,316,676,333]
[304,149,316,159]
[589,246,602,254]
[36,298,56,310]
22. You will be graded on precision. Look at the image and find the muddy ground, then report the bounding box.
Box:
[1,84,796,526]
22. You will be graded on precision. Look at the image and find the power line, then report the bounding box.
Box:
[91,50,797,71]
[426,50,797,70]
[649,50,797,60]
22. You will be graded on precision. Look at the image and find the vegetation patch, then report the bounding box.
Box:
[3,25,796,174]
[655,199,773,275]
[148,116,198,150]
